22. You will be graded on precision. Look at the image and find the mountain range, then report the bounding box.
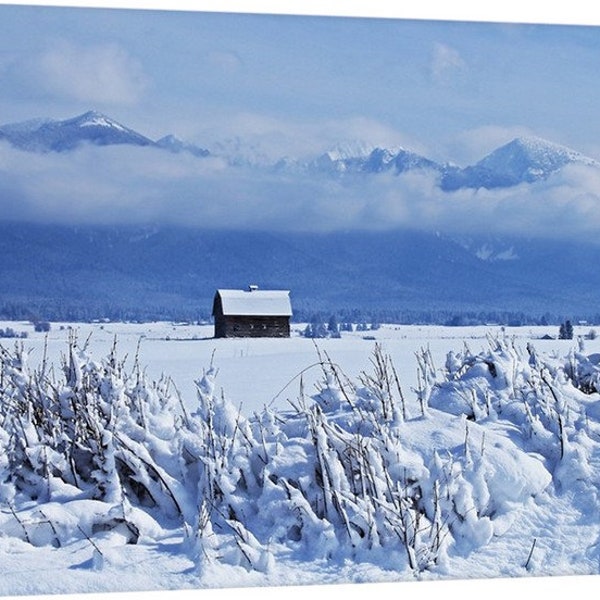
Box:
[1,111,599,324]
[0,111,598,191]
[1,222,599,325]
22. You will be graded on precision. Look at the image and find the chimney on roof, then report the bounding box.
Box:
[248,284,259,292]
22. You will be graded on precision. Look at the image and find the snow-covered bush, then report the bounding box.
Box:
[188,344,549,574]
[427,336,600,485]
[564,350,600,395]
[0,333,597,583]
[0,336,190,547]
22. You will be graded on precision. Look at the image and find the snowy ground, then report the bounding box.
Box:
[2,320,596,415]
[0,320,599,599]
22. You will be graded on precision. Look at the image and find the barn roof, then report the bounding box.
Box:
[214,288,292,317]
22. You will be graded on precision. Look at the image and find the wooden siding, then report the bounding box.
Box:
[214,314,290,338]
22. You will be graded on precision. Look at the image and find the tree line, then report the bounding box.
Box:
[1,300,598,329]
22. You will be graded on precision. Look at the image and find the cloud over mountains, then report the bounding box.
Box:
[0,111,599,240]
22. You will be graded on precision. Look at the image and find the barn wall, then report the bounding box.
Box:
[215,315,290,338]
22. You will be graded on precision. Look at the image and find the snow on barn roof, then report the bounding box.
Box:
[215,288,292,317]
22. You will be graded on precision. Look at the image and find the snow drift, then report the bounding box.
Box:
[0,333,598,592]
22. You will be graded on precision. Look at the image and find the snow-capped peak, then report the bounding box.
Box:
[478,135,599,172]
[441,135,600,190]
[514,135,592,158]
[0,110,156,152]
[72,110,128,132]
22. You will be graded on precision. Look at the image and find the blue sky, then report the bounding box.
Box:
[1,2,600,163]
[1,1,600,235]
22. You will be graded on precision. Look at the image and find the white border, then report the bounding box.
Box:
[0,0,599,26]
[0,1,598,600]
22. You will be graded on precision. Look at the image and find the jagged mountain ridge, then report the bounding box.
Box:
[0,110,209,156]
[440,137,600,190]
[155,134,210,157]
[311,144,442,176]
[0,111,154,152]
[312,135,600,189]
[0,111,598,189]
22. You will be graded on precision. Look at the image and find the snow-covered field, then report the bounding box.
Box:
[0,320,599,599]
[3,320,596,415]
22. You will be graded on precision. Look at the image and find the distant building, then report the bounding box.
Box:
[212,285,292,338]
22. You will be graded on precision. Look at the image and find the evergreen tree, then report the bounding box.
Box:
[559,320,574,340]
[327,314,341,338]
[327,314,339,334]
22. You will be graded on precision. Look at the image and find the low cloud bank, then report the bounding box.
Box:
[0,141,599,240]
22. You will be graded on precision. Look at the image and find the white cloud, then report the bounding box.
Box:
[1,140,600,241]
[31,41,149,105]
[430,42,466,82]
[196,113,422,161]
[397,164,600,239]
[207,50,244,72]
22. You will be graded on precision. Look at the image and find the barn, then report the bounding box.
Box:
[212,285,292,338]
